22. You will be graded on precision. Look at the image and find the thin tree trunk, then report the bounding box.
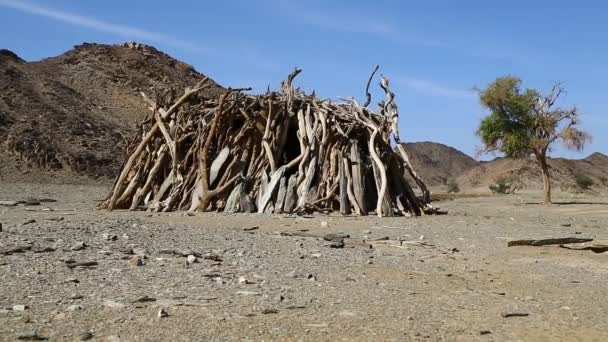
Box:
[536,153,552,205]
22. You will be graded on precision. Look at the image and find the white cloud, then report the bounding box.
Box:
[394,76,476,99]
[0,0,216,55]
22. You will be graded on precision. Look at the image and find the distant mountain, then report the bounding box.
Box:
[403,141,479,186]
[0,42,223,177]
[457,152,608,192]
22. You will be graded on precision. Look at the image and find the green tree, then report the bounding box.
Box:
[476,77,590,205]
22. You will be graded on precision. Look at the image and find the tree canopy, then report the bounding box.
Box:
[476,76,589,158]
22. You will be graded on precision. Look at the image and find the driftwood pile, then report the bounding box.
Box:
[100,67,433,217]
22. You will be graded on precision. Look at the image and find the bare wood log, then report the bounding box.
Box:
[349,142,367,215]
[274,176,287,214]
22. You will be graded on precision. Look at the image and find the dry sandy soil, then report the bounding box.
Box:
[0,181,607,341]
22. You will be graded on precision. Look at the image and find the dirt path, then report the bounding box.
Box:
[0,182,607,341]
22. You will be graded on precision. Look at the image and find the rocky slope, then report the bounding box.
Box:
[0,42,223,177]
[403,141,479,186]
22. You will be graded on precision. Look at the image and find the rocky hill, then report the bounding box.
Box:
[457,153,608,192]
[0,42,223,178]
[403,141,479,186]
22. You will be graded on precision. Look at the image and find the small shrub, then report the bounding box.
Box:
[574,174,594,190]
[446,178,460,193]
[599,176,608,187]
[489,175,520,194]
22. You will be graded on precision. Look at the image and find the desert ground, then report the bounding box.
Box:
[0,180,607,342]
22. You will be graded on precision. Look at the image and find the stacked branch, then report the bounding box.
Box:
[99,67,434,217]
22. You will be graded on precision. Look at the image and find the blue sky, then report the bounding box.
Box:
[1,0,606,159]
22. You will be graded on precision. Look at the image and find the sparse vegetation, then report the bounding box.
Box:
[489,175,520,194]
[476,77,591,205]
[446,178,460,193]
[575,174,594,190]
[599,176,608,187]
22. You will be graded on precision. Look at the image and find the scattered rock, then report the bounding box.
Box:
[102,233,118,241]
[65,278,80,284]
[22,198,41,206]
[69,294,84,300]
[238,276,254,284]
[67,304,84,311]
[133,248,146,257]
[129,255,144,267]
[501,312,529,318]
[0,222,3,232]
[320,221,328,228]
[329,239,345,249]
[236,291,261,296]
[78,331,94,341]
[261,308,279,314]
[480,330,492,335]
[71,242,87,251]
[363,230,371,234]
[186,255,197,266]
[0,200,18,206]
[13,304,29,311]
[16,330,46,340]
[242,226,259,231]
[158,308,169,318]
[133,295,156,303]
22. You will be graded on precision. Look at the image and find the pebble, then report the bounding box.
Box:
[186,255,197,266]
[102,233,118,241]
[79,331,94,341]
[13,304,29,311]
[363,230,371,234]
[0,222,3,232]
[329,239,345,249]
[320,221,328,228]
[21,219,36,226]
[67,304,84,311]
[70,242,87,251]
[238,276,254,284]
[129,255,144,267]
[323,233,350,241]
[158,308,169,318]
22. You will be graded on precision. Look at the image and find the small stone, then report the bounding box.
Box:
[133,295,156,303]
[320,221,328,228]
[561,223,572,227]
[103,300,125,309]
[0,223,3,232]
[363,230,371,234]
[102,233,117,241]
[367,260,373,265]
[69,294,83,300]
[419,235,425,240]
[71,242,87,251]
[157,308,169,318]
[79,331,94,341]
[65,278,80,284]
[307,274,316,281]
[104,336,121,342]
[186,255,197,266]
[275,294,285,302]
[129,255,144,267]
[67,304,84,311]
[480,330,492,335]
[261,308,279,314]
[118,247,134,255]
[242,226,259,231]
[236,291,260,296]
[13,304,29,311]
[329,239,345,249]
[16,330,45,340]
[238,276,253,284]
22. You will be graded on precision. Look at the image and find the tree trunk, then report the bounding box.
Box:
[536,153,552,205]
